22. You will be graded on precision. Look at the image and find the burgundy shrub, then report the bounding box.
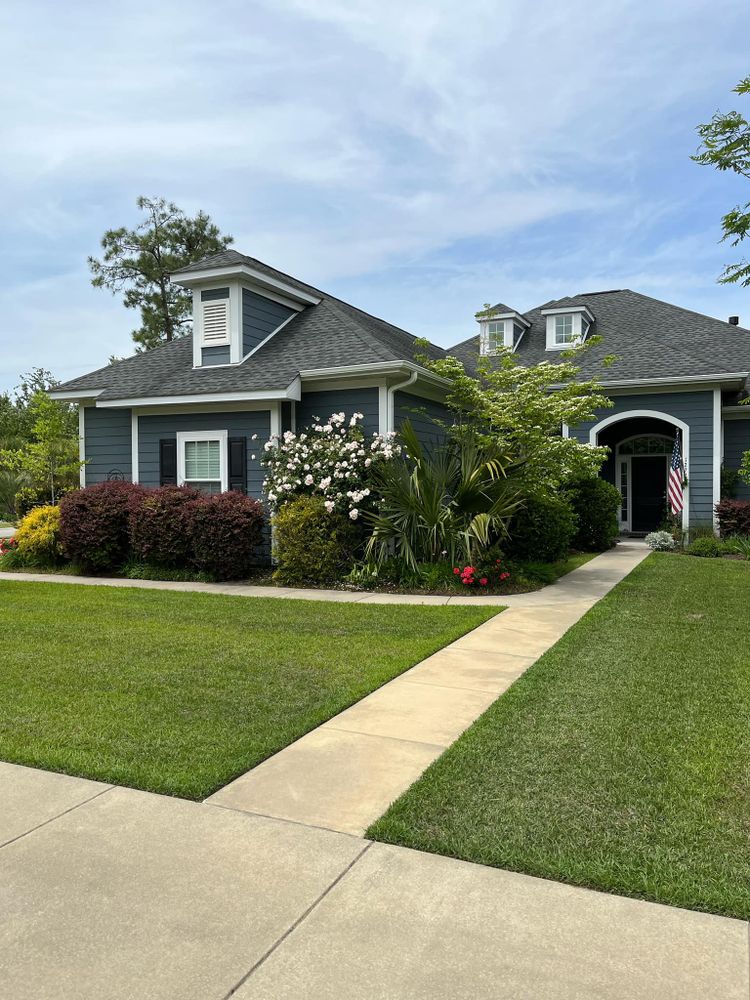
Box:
[185,491,265,580]
[129,485,203,568]
[715,498,750,538]
[59,481,147,572]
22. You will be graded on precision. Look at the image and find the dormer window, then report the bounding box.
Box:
[478,307,530,356]
[542,305,594,351]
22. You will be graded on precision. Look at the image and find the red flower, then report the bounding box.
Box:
[479,577,488,586]
[453,567,460,575]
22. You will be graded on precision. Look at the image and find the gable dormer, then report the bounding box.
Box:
[478,304,530,356]
[541,303,594,351]
[172,256,322,368]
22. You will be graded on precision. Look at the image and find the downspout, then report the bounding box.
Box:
[387,369,418,434]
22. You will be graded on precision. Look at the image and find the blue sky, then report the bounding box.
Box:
[0,0,749,393]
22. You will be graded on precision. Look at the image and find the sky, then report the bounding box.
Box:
[0,0,749,393]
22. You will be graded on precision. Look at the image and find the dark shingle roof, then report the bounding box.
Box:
[449,289,750,382]
[55,251,447,401]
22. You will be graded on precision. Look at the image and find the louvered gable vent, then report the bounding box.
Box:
[202,300,229,342]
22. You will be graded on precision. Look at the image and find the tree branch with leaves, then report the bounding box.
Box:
[89,196,233,351]
[693,76,750,286]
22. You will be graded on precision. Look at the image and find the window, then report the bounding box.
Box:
[177,430,228,493]
[554,314,574,345]
[618,435,672,456]
[486,320,506,354]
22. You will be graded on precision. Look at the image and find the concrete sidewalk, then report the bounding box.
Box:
[206,541,649,835]
[0,762,746,1000]
[0,544,636,607]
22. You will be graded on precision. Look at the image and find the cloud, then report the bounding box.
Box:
[0,0,749,390]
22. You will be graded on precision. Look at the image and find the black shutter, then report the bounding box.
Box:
[159,439,177,486]
[228,436,247,493]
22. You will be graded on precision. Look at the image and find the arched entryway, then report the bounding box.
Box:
[588,410,689,534]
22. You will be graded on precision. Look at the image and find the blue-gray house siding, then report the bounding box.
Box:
[723,417,750,501]
[297,388,380,437]
[393,391,448,449]
[83,407,132,485]
[570,390,716,525]
[242,289,294,355]
[137,410,270,498]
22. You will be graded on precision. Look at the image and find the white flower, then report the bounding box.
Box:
[251,454,256,460]
[324,500,335,513]
[267,492,277,502]
[364,458,372,468]
[304,474,314,486]
[349,509,359,520]
[251,434,258,440]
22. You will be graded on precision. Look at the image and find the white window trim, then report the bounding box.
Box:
[478,313,529,355]
[542,306,594,351]
[176,429,228,492]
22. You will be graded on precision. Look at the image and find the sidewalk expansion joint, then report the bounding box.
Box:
[221,842,372,998]
[0,785,113,851]
[202,800,368,840]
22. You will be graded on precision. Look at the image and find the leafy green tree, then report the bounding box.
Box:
[0,368,60,449]
[0,372,80,512]
[417,326,612,498]
[89,196,233,351]
[693,76,750,286]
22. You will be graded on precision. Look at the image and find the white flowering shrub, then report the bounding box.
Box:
[261,411,400,520]
[644,530,676,551]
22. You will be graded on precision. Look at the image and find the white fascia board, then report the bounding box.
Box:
[482,311,531,329]
[300,361,450,388]
[597,373,748,391]
[48,388,105,400]
[541,305,595,323]
[722,405,750,419]
[96,384,301,409]
[172,265,321,306]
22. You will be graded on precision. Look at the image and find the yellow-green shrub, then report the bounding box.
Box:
[15,504,63,566]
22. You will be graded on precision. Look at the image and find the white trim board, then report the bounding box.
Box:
[172,265,321,306]
[713,388,721,532]
[131,412,139,484]
[176,429,228,492]
[589,409,690,531]
[78,406,86,488]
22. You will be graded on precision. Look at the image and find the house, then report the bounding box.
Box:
[52,250,750,535]
[452,289,750,533]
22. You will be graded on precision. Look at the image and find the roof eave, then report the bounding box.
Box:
[171,263,321,306]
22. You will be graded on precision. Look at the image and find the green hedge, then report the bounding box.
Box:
[273,495,360,586]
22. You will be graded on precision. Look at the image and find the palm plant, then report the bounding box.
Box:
[363,421,523,571]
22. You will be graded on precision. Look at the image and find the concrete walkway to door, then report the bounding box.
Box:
[207,540,650,835]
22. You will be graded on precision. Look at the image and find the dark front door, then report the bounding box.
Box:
[631,456,667,532]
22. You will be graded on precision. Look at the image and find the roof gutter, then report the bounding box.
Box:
[300,360,450,388]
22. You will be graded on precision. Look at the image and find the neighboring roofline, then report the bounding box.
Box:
[172,263,322,306]
[299,360,450,388]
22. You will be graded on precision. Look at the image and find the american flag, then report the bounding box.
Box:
[668,432,685,515]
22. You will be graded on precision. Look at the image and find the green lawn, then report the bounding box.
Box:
[0,581,497,799]
[368,554,750,919]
